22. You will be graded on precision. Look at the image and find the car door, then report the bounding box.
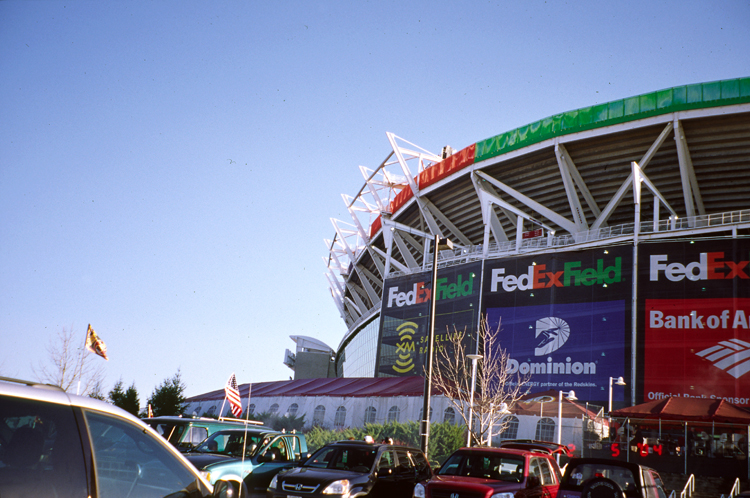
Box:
[372,448,402,498]
[523,458,546,498]
[394,449,420,497]
[0,396,89,497]
[536,457,559,498]
[247,435,298,493]
[84,409,212,497]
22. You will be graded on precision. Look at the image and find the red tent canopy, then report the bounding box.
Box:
[610,397,750,424]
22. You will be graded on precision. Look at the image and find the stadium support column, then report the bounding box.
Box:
[421,235,452,458]
[630,162,641,406]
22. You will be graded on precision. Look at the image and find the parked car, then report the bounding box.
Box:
[185,427,308,496]
[144,414,267,452]
[0,376,235,498]
[268,439,431,498]
[414,442,570,498]
[557,458,667,498]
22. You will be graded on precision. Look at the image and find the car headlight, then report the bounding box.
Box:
[200,470,211,482]
[491,493,514,498]
[322,479,350,495]
[269,475,278,489]
[413,483,425,498]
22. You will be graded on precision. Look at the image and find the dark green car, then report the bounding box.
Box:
[144,415,267,452]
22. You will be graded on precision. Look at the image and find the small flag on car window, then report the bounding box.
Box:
[85,324,108,360]
[225,373,242,417]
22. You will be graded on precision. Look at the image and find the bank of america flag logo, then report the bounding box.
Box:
[696,339,750,379]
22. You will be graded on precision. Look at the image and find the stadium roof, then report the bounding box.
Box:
[325,77,750,343]
[186,376,432,402]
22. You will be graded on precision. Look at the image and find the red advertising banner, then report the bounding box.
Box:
[644,298,750,406]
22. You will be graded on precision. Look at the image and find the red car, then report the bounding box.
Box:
[414,442,570,498]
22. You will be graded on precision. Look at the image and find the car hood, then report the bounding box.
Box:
[184,453,238,470]
[428,475,522,493]
[279,466,370,485]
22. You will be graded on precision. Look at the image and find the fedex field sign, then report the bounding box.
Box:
[386,273,474,308]
[650,252,749,282]
[490,257,622,292]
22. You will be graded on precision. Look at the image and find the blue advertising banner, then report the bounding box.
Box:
[485,301,627,401]
[481,246,632,403]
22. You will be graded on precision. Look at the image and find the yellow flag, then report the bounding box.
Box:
[85,324,109,361]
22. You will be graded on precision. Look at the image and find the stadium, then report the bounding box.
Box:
[324,76,750,410]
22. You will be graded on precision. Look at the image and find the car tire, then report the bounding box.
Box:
[581,477,625,498]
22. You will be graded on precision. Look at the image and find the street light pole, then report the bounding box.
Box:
[557,390,577,461]
[420,235,452,458]
[608,376,626,414]
[466,354,482,446]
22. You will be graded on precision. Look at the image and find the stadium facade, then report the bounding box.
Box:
[325,77,750,409]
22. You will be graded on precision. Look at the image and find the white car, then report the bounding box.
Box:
[0,376,234,498]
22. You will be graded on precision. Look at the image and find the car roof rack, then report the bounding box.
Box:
[218,416,264,425]
[0,376,65,392]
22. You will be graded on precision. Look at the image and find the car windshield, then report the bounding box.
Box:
[193,431,265,458]
[567,463,638,494]
[438,452,525,482]
[303,446,378,472]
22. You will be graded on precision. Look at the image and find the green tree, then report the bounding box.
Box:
[88,379,107,400]
[122,383,140,417]
[146,370,186,416]
[109,378,140,416]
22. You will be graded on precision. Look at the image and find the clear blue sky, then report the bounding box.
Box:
[1,0,748,399]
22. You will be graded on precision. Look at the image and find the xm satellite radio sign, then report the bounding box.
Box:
[375,262,482,377]
[481,246,632,402]
[640,238,750,406]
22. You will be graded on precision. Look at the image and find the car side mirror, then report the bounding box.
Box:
[526,476,541,489]
[257,453,271,463]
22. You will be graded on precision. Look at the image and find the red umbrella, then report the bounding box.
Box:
[610,397,750,424]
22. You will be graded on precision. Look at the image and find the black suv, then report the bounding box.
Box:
[267,440,431,498]
[558,458,667,498]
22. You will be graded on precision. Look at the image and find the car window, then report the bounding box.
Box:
[408,450,430,477]
[643,469,667,498]
[86,410,204,498]
[265,436,290,462]
[529,458,541,479]
[535,457,555,485]
[146,421,187,445]
[438,452,524,482]
[305,446,337,468]
[284,435,303,461]
[195,431,263,457]
[185,426,208,446]
[0,396,88,497]
[395,449,414,475]
[378,449,396,474]
[567,463,638,495]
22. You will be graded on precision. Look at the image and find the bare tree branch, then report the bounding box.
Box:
[431,315,531,446]
[33,326,106,395]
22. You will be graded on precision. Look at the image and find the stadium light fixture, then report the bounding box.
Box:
[557,390,577,461]
[421,235,453,458]
[609,376,626,414]
[466,354,482,446]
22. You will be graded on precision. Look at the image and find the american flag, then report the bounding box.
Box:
[225,373,242,418]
